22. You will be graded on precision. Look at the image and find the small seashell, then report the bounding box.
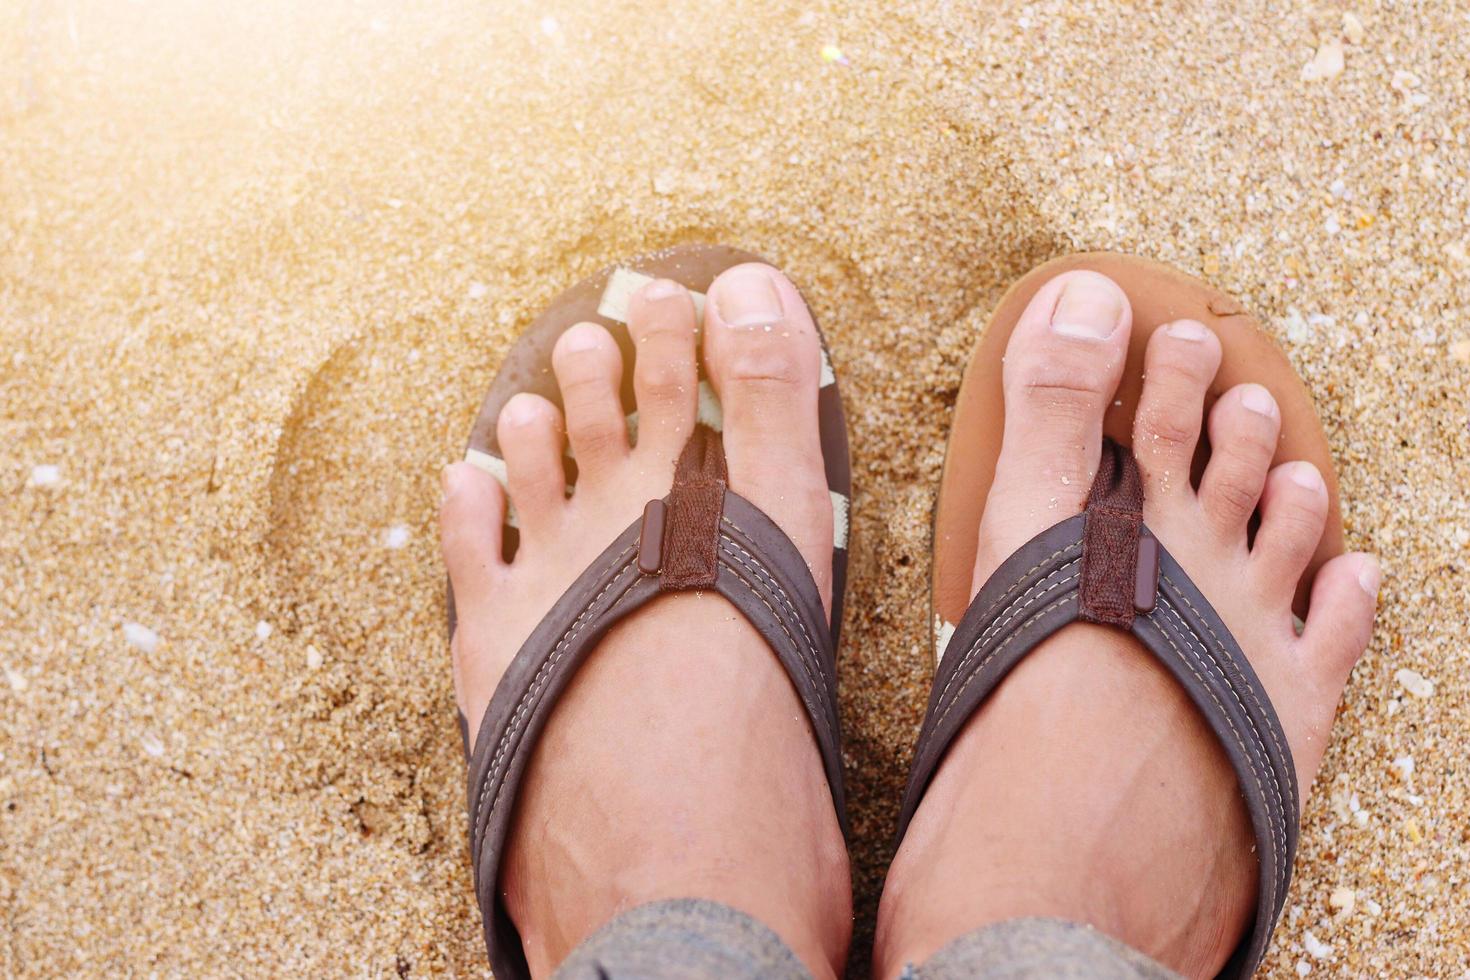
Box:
[255,621,273,641]
[820,45,849,66]
[1302,40,1345,82]
[123,622,160,654]
[1394,668,1435,699]
[1342,12,1365,44]
[139,733,165,758]
[4,666,28,694]
[1303,931,1331,959]
[306,645,325,670]
[383,524,410,549]
[28,464,62,488]
[1330,886,1355,915]
[1283,309,1312,343]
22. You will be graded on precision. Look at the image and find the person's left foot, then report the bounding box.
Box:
[441,265,850,977]
[875,271,1378,978]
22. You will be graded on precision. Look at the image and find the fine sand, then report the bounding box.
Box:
[2,1,1467,975]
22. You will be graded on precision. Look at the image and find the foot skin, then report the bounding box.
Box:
[875,272,1379,979]
[441,265,850,977]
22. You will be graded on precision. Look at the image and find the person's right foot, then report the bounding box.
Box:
[441,264,850,977]
[875,271,1379,978]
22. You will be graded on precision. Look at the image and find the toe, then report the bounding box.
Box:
[626,279,699,461]
[977,270,1132,582]
[440,461,507,725]
[440,461,505,599]
[1299,552,1379,688]
[496,392,567,532]
[552,322,629,477]
[1132,319,1221,500]
[1197,383,1279,537]
[1249,461,1329,612]
[704,263,833,609]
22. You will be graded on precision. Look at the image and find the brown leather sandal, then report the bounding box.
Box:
[900,253,1346,979]
[449,244,852,980]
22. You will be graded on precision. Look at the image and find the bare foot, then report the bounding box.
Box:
[875,272,1378,978]
[441,265,849,977]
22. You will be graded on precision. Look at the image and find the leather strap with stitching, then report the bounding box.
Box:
[463,424,846,980]
[900,438,1298,980]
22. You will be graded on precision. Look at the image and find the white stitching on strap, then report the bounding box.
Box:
[932,588,1080,731]
[718,539,834,734]
[933,558,1081,714]
[1152,594,1285,917]
[1158,591,1290,863]
[963,541,1081,635]
[1159,582,1292,894]
[721,539,823,673]
[1168,582,1297,815]
[473,545,638,834]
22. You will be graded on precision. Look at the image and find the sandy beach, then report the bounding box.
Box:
[3,0,1467,975]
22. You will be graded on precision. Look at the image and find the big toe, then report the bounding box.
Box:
[703,263,834,612]
[975,270,1132,591]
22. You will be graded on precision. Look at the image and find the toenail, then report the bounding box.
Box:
[1240,384,1278,417]
[1357,556,1381,599]
[560,324,604,353]
[1166,319,1210,341]
[1051,276,1123,339]
[641,278,685,301]
[1290,461,1324,492]
[714,267,784,328]
[500,395,539,426]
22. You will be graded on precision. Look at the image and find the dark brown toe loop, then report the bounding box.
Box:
[1079,438,1146,628]
[658,424,727,591]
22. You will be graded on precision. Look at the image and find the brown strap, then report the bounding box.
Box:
[659,425,728,590]
[1079,438,1148,628]
[896,508,1297,980]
